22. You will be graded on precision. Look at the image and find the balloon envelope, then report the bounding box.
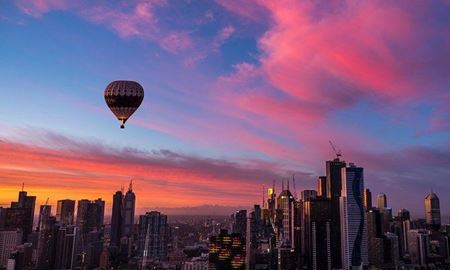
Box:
[104,80,144,128]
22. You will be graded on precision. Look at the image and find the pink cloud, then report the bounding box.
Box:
[15,0,69,17]
[159,32,193,53]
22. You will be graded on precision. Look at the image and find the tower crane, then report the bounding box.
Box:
[329,140,343,159]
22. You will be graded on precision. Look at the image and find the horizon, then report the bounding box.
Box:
[1,1,450,218]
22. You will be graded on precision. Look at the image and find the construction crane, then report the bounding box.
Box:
[329,140,343,159]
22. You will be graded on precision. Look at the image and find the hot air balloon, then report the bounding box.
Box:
[104,80,144,129]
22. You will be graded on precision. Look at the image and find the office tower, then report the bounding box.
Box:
[300,190,317,201]
[380,207,393,234]
[277,186,295,247]
[84,230,104,269]
[36,205,56,269]
[111,190,124,247]
[122,181,135,237]
[7,189,36,242]
[0,230,22,268]
[76,199,105,234]
[267,184,276,221]
[37,204,51,231]
[366,209,398,268]
[340,163,368,269]
[385,233,400,268]
[326,157,346,269]
[303,198,332,270]
[232,210,247,237]
[316,176,327,198]
[424,192,441,229]
[138,211,169,261]
[54,225,77,269]
[209,229,245,270]
[396,209,411,256]
[377,193,387,209]
[398,208,410,221]
[363,188,372,211]
[56,199,75,225]
[407,229,430,266]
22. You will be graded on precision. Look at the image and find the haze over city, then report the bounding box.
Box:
[1,0,450,218]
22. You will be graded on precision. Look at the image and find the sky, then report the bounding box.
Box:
[0,0,450,217]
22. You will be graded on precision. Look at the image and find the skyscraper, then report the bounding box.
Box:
[326,157,346,269]
[340,163,368,269]
[122,181,135,237]
[377,193,387,210]
[277,186,295,247]
[303,198,332,270]
[76,199,105,234]
[110,190,123,248]
[424,192,441,228]
[232,210,247,238]
[407,229,429,266]
[300,190,317,201]
[8,188,36,242]
[56,199,75,225]
[363,188,372,211]
[139,211,169,262]
[316,176,327,198]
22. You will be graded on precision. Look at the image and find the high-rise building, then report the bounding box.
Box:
[424,192,441,228]
[76,199,105,234]
[209,229,245,270]
[300,190,317,201]
[0,230,22,268]
[377,193,387,210]
[396,209,410,256]
[122,181,135,237]
[326,157,346,269]
[340,163,368,269]
[7,189,36,242]
[303,198,332,270]
[53,225,77,269]
[110,190,123,248]
[380,207,393,234]
[56,199,75,225]
[277,187,295,247]
[138,211,169,261]
[36,205,56,269]
[3,208,31,243]
[363,188,372,211]
[267,184,276,221]
[316,176,327,198]
[232,210,247,238]
[407,229,430,266]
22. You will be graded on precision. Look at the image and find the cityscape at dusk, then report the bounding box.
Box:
[1,0,450,269]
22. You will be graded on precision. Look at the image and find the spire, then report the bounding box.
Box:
[282,180,284,191]
[287,178,290,191]
[21,182,24,192]
[272,179,275,193]
[128,179,133,192]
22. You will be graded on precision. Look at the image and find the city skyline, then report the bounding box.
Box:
[1,1,450,216]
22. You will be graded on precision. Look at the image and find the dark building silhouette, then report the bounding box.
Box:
[122,181,135,238]
[138,211,169,261]
[209,229,245,270]
[110,190,123,248]
[53,225,77,269]
[76,199,105,234]
[303,197,332,270]
[325,157,346,269]
[56,199,75,225]
[232,210,247,238]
